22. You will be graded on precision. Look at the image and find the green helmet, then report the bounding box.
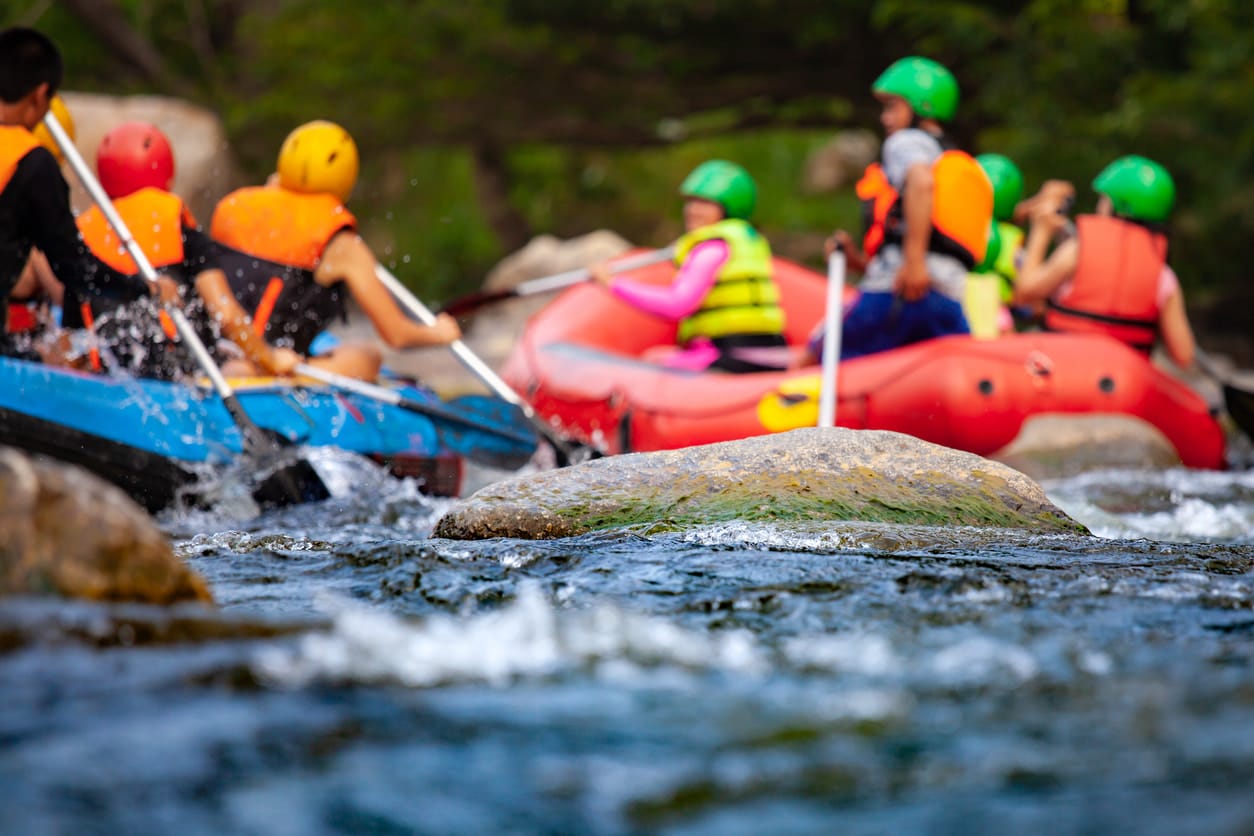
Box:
[976,219,1003,273]
[976,154,1024,222]
[872,56,959,122]
[1092,155,1175,223]
[680,160,757,220]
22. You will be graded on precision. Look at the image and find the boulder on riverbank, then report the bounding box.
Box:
[61,92,242,225]
[0,449,211,605]
[992,414,1183,480]
[434,428,1088,539]
[336,230,633,396]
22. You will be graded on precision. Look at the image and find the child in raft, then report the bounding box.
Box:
[589,160,788,373]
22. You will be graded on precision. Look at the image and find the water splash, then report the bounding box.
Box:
[1045,466,1254,543]
[254,585,765,688]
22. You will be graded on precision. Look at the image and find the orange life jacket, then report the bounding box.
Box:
[867,150,993,269]
[74,188,194,365]
[856,162,896,259]
[210,186,356,353]
[210,186,356,271]
[0,125,41,194]
[76,187,194,274]
[1044,214,1165,351]
[2,128,45,336]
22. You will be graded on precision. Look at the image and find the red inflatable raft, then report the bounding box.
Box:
[499,254,1226,469]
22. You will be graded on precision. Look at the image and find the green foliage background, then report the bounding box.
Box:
[15,0,1254,325]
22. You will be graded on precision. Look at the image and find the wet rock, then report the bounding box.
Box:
[61,91,243,224]
[0,448,211,605]
[992,414,1181,480]
[434,428,1087,539]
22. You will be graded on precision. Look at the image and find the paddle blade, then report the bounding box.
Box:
[1223,382,1254,442]
[250,457,332,510]
[441,394,540,470]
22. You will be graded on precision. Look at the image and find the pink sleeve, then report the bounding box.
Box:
[1157,263,1181,309]
[609,239,728,320]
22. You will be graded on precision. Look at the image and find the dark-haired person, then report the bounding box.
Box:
[0,27,179,361]
[1015,155,1195,369]
[811,57,993,360]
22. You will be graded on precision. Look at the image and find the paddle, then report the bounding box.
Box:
[374,263,592,466]
[293,363,539,469]
[818,248,846,428]
[1195,349,1254,442]
[44,111,330,508]
[440,246,676,317]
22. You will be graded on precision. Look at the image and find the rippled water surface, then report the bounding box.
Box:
[3,453,1254,835]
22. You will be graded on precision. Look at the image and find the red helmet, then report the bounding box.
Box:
[96,121,175,199]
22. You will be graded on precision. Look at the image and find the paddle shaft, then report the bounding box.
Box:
[46,112,280,459]
[818,250,845,428]
[374,263,581,461]
[294,363,537,445]
[501,246,677,297]
[441,246,675,316]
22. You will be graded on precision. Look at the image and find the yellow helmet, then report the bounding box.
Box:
[276,120,359,203]
[32,95,75,163]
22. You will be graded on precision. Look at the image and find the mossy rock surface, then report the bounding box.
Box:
[434,428,1088,540]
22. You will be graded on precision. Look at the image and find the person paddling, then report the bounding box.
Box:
[7,94,73,344]
[589,159,787,373]
[1015,155,1196,369]
[69,120,272,379]
[0,27,178,361]
[209,120,461,382]
[810,57,993,360]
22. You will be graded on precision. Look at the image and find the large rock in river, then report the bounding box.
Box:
[0,448,211,605]
[434,428,1087,539]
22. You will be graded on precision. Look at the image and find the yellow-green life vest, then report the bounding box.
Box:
[989,221,1022,299]
[673,219,784,344]
[973,221,1022,301]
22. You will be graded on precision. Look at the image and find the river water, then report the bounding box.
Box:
[3,448,1253,835]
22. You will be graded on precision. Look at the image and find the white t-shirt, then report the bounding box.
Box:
[861,129,968,303]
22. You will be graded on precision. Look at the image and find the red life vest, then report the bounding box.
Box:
[6,303,37,333]
[1045,214,1165,351]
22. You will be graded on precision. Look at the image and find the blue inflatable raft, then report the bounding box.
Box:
[0,355,538,511]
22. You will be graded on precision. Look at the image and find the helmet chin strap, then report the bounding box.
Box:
[906,114,952,151]
[908,112,944,136]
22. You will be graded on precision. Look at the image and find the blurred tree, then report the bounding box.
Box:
[18,0,1254,324]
